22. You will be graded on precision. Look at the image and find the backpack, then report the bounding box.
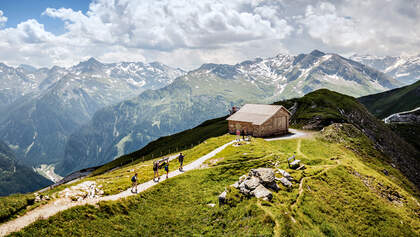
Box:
[131,175,137,182]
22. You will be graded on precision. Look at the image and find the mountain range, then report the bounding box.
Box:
[351,54,420,85]
[0,59,184,169]
[59,50,400,175]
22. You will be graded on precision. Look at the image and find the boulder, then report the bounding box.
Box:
[250,168,275,184]
[265,181,280,191]
[219,190,227,205]
[279,177,292,188]
[238,182,252,196]
[244,177,260,190]
[251,185,272,201]
[238,175,247,184]
[289,160,301,169]
[277,169,293,181]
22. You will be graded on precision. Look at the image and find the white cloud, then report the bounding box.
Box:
[0,10,7,28]
[0,0,419,69]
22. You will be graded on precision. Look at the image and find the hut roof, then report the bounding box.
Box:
[226,104,290,125]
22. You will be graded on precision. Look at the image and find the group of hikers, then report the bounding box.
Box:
[236,129,250,142]
[131,152,185,193]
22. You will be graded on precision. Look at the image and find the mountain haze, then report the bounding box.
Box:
[0,140,52,196]
[0,59,184,170]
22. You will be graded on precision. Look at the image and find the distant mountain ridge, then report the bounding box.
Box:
[60,50,400,175]
[351,54,420,85]
[0,59,185,168]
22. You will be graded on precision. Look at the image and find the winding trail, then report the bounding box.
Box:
[0,140,235,236]
[291,159,341,211]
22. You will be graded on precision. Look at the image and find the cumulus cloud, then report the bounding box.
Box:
[0,0,419,69]
[0,10,7,28]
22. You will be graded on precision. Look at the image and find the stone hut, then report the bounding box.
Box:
[227,104,291,137]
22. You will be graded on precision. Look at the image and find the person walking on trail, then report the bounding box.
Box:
[131,173,138,193]
[164,160,170,179]
[153,161,159,182]
[178,152,185,171]
[236,129,241,142]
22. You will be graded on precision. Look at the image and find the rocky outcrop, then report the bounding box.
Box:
[232,168,279,201]
[58,181,104,201]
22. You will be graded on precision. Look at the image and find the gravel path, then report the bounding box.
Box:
[0,140,235,236]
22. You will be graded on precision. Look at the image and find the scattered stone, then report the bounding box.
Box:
[207,203,216,207]
[58,181,104,201]
[279,177,292,188]
[296,165,306,170]
[289,159,301,169]
[219,190,227,205]
[277,169,293,181]
[382,169,389,176]
[251,185,272,201]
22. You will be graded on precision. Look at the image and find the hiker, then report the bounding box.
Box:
[241,129,245,140]
[236,129,241,141]
[164,160,170,179]
[153,161,159,181]
[131,173,138,193]
[178,152,184,171]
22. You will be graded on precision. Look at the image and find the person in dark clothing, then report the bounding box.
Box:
[241,129,246,140]
[164,160,169,179]
[178,153,184,171]
[131,173,138,193]
[153,161,159,182]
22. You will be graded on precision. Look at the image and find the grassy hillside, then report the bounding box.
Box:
[358,80,420,119]
[13,124,420,236]
[275,89,420,188]
[0,194,35,224]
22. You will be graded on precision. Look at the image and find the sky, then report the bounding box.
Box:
[0,0,419,70]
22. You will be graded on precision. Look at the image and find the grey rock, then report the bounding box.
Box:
[251,185,273,201]
[250,168,275,184]
[277,169,293,181]
[280,177,292,188]
[238,175,247,184]
[219,191,227,205]
[244,177,261,190]
[265,181,280,192]
[289,160,301,169]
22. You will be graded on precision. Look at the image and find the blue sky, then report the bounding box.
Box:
[0,0,418,69]
[1,0,89,34]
